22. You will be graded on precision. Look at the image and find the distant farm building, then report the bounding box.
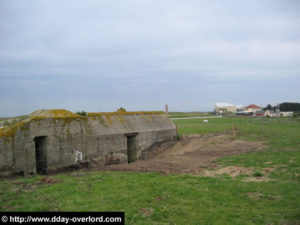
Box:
[214,103,237,114]
[264,110,276,117]
[245,104,262,113]
[280,112,293,117]
[264,110,293,118]
[0,109,177,177]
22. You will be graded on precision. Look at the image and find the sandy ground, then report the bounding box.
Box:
[101,135,265,175]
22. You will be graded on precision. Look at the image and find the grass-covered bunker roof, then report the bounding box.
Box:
[0,109,166,138]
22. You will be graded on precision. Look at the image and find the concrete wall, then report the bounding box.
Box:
[0,114,176,176]
[0,138,14,176]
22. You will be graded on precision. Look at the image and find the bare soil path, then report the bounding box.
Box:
[101,135,265,175]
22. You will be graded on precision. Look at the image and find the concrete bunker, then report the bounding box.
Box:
[0,109,177,176]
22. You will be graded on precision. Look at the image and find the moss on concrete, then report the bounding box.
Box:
[105,115,113,126]
[0,109,166,138]
[31,109,81,119]
[0,121,26,138]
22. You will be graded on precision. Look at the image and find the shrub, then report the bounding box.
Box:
[293,112,300,118]
[117,107,126,113]
[11,119,18,125]
[3,121,11,126]
[253,171,263,177]
[177,134,182,141]
[76,111,87,116]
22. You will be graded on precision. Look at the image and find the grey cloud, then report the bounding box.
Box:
[0,0,300,116]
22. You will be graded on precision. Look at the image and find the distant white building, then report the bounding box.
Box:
[280,112,293,117]
[245,104,262,113]
[214,103,237,114]
[264,111,293,117]
[264,110,277,117]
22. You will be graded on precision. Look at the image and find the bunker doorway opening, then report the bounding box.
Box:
[34,136,48,174]
[126,133,138,163]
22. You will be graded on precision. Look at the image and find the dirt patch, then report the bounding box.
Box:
[69,172,86,177]
[263,168,274,173]
[245,192,264,200]
[289,157,296,163]
[155,196,166,201]
[203,166,253,177]
[9,178,62,193]
[101,135,265,175]
[139,207,154,217]
[39,176,63,185]
[22,183,37,192]
[245,192,281,201]
[243,177,271,182]
[203,166,274,181]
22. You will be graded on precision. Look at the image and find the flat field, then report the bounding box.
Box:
[168,111,215,118]
[0,116,299,225]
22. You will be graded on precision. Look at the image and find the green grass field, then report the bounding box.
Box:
[168,111,215,118]
[1,116,300,224]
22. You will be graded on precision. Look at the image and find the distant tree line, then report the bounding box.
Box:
[279,102,300,112]
[263,102,300,112]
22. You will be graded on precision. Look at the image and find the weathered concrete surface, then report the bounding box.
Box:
[0,112,176,176]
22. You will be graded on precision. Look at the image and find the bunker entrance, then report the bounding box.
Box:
[34,136,47,174]
[126,134,138,163]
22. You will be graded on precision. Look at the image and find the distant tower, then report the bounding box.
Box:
[165,104,168,114]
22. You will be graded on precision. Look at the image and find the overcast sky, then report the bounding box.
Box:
[0,0,300,117]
